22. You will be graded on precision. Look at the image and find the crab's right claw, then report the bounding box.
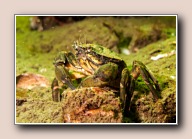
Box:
[55,64,76,90]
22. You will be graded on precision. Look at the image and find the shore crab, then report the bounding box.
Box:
[51,42,161,114]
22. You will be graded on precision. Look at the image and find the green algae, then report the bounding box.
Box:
[16,99,63,123]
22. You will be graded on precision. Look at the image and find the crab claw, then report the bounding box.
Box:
[55,64,76,90]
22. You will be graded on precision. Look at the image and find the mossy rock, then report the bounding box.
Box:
[62,87,123,123]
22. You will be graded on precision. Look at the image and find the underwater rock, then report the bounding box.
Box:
[62,87,123,123]
[30,16,86,31]
[16,73,49,90]
[129,90,176,123]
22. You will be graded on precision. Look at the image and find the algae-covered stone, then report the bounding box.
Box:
[129,91,176,123]
[62,87,122,123]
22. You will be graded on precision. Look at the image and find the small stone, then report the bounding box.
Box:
[16,73,49,90]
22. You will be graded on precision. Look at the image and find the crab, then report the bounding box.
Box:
[51,42,161,115]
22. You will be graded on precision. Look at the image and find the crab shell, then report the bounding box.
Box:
[73,42,126,70]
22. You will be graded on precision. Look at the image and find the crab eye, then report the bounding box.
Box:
[73,41,79,50]
[87,48,91,53]
[74,45,78,50]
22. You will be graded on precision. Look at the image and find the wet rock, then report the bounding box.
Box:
[16,73,49,90]
[128,88,176,123]
[62,87,123,123]
[30,16,86,31]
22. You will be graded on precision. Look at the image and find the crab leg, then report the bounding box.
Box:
[130,60,160,101]
[51,78,61,102]
[120,68,130,110]
[124,75,135,116]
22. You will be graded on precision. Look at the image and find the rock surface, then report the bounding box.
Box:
[62,87,122,123]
